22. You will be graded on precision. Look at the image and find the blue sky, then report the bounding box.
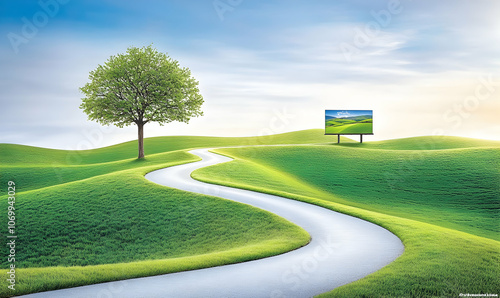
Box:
[326,110,372,119]
[1,0,499,149]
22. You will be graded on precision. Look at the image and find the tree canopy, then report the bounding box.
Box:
[80,45,203,158]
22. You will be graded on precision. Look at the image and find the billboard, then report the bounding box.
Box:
[325,110,373,134]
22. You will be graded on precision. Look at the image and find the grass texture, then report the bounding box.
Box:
[1,131,498,297]
[192,136,500,297]
[325,123,373,134]
[0,130,337,297]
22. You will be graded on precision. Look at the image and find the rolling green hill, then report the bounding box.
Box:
[197,144,499,240]
[0,130,340,193]
[192,136,500,297]
[0,130,340,296]
[0,129,336,166]
[326,122,373,134]
[336,135,500,150]
[325,115,373,134]
[1,131,498,297]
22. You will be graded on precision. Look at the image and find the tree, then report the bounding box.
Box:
[80,45,204,159]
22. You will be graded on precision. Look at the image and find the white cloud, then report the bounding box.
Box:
[1,1,499,149]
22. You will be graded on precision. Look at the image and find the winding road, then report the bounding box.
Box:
[20,148,404,298]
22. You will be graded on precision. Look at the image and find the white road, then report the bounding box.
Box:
[19,148,404,298]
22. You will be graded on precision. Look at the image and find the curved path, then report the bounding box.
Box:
[20,149,404,298]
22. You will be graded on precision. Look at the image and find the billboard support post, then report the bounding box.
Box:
[331,133,370,143]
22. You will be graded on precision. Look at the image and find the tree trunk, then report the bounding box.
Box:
[137,122,145,159]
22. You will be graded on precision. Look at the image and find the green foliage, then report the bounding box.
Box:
[79,45,203,128]
[79,44,204,158]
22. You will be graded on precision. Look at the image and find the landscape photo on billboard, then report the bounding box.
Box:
[325,110,373,134]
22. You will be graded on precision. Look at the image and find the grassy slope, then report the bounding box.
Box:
[192,136,500,297]
[13,165,305,268]
[7,161,309,296]
[337,135,500,150]
[0,129,336,166]
[0,130,344,193]
[0,130,338,297]
[1,132,498,296]
[202,145,499,240]
[325,123,373,134]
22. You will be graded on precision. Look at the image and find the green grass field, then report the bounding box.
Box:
[325,122,373,134]
[325,115,373,134]
[1,130,499,297]
[192,136,500,297]
[0,130,338,297]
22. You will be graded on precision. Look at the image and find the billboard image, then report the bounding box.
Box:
[325,110,373,134]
